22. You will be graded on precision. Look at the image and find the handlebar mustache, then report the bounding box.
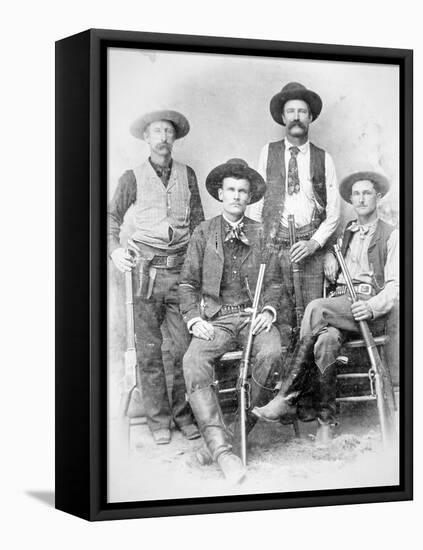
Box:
[288,121,306,130]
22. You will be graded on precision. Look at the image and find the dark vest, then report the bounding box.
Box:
[262,140,326,241]
[341,219,396,291]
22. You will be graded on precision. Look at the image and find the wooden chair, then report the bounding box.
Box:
[215,348,301,439]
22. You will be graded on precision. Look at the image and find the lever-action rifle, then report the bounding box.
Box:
[117,258,139,450]
[275,215,305,393]
[238,263,266,467]
[333,243,396,447]
[288,214,304,333]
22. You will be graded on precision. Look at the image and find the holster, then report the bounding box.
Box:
[136,257,152,298]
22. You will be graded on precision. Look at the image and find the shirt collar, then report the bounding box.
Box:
[349,218,378,231]
[284,139,309,155]
[149,157,173,174]
[222,213,245,228]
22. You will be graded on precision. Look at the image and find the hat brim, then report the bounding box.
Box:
[340,171,390,203]
[270,89,322,126]
[206,163,266,204]
[130,110,190,140]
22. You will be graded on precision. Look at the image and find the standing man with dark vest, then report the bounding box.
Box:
[252,171,398,442]
[108,110,204,445]
[248,82,340,333]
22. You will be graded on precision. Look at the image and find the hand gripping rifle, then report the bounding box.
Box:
[237,263,266,467]
[288,214,305,334]
[333,243,396,447]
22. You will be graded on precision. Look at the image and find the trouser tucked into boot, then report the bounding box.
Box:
[188,385,232,461]
[252,335,317,422]
[316,362,338,424]
[188,385,246,484]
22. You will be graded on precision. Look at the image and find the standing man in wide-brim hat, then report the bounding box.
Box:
[253,171,398,443]
[179,158,284,484]
[108,109,204,445]
[248,82,340,419]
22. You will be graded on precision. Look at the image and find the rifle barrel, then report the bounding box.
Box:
[238,262,266,467]
[333,244,396,446]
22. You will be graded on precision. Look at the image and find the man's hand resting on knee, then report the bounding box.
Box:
[192,320,215,340]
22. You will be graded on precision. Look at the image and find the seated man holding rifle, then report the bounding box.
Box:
[253,171,399,442]
[179,158,284,484]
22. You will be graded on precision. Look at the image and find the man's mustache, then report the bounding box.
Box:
[288,120,306,130]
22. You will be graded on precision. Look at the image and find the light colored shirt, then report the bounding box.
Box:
[246,139,340,247]
[222,213,245,228]
[337,222,399,319]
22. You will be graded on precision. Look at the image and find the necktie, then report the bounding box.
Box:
[349,221,370,239]
[287,146,300,195]
[224,222,250,246]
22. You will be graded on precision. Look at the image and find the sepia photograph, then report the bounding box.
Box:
[106,44,401,504]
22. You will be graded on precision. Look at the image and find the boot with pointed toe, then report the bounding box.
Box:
[252,394,297,422]
[252,335,316,423]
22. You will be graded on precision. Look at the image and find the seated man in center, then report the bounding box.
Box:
[179,158,284,484]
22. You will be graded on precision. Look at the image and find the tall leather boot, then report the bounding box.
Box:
[189,386,246,485]
[315,363,338,445]
[251,335,316,423]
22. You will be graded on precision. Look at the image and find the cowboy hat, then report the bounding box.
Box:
[339,171,390,203]
[130,109,190,139]
[206,158,266,204]
[269,82,323,126]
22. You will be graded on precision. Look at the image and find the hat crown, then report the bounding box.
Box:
[225,158,249,168]
[280,82,307,95]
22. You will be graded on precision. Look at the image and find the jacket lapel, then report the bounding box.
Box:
[240,218,259,264]
[213,216,225,261]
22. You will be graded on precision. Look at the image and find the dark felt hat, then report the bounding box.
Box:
[270,82,323,126]
[340,171,390,203]
[130,109,190,139]
[205,158,266,204]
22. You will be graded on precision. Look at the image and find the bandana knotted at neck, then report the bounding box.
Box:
[287,146,301,195]
[224,221,250,245]
[349,221,370,239]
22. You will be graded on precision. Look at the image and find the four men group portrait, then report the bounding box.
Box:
[108,79,399,485]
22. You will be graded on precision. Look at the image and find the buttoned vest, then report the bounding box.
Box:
[341,219,396,291]
[262,140,326,241]
[132,160,190,250]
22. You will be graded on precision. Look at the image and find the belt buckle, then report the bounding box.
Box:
[166,255,177,268]
[358,283,371,295]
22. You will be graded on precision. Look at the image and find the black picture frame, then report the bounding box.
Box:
[55,28,413,521]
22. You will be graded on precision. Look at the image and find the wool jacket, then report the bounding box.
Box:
[179,215,283,323]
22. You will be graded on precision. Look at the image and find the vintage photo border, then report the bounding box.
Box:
[55,28,413,521]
